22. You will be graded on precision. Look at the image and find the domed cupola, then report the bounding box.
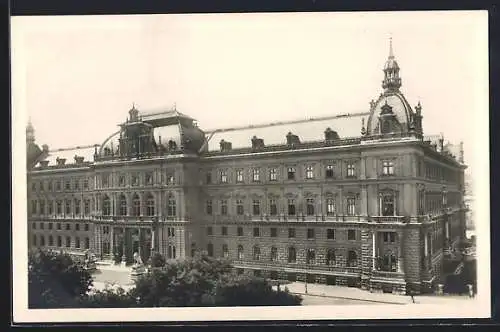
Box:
[382,37,402,92]
[365,38,421,137]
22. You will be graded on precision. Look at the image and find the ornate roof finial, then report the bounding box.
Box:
[389,35,394,59]
[173,102,177,111]
[361,118,366,136]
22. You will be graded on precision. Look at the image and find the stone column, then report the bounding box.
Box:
[361,185,368,216]
[372,231,377,270]
[110,226,114,258]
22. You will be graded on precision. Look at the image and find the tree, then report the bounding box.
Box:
[130,254,302,307]
[28,249,93,308]
[149,251,166,268]
[78,286,138,308]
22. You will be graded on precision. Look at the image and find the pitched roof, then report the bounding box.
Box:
[205,112,369,151]
[35,145,97,168]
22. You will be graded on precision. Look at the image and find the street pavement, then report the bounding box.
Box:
[89,266,476,306]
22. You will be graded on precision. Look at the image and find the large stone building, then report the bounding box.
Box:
[26,41,467,294]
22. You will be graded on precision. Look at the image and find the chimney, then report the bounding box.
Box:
[39,160,49,167]
[74,155,84,164]
[219,139,232,152]
[439,135,444,153]
[324,127,340,141]
[286,132,300,145]
[56,157,66,166]
[251,136,265,150]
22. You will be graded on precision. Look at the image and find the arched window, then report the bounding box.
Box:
[102,195,111,216]
[146,194,155,216]
[326,249,336,265]
[253,245,260,260]
[207,243,214,257]
[288,247,296,263]
[347,250,358,267]
[237,245,244,260]
[167,195,176,217]
[270,246,278,261]
[132,194,141,216]
[40,235,45,246]
[119,195,127,216]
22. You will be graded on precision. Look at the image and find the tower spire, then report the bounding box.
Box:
[389,36,394,59]
[382,36,401,92]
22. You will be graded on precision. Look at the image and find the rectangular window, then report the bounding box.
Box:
[252,168,260,182]
[66,223,71,231]
[347,197,356,216]
[220,200,228,215]
[253,227,260,237]
[84,223,89,231]
[118,175,126,187]
[306,198,315,216]
[347,162,356,177]
[326,198,335,216]
[287,199,296,215]
[347,229,356,241]
[206,200,213,215]
[48,181,53,191]
[31,200,37,215]
[166,174,175,185]
[40,222,44,230]
[287,167,296,180]
[305,165,314,179]
[75,223,80,231]
[74,200,81,215]
[131,174,139,186]
[73,179,80,191]
[32,183,37,192]
[237,227,243,236]
[65,200,71,215]
[236,169,243,183]
[220,170,228,183]
[207,227,213,236]
[222,244,229,258]
[57,223,61,230]
[206,172,212,184]
[39,201,45,215]
[270,227,277,237]
[269,168,277,181]
[326,165,334,178]
[288,228,296,238]
[32,222,36,229]
[307,228,315,239]
[382,160,395,176]
[83,178,89,190]
[75,237,80,248]
[56,201,62,214]
[327,229,335,240]
[65,180,71,190]
[56,180,62,191]
[65,236,71,248]
[57,236,62,247]
[48,222,53,230]
[221,226,228,236]
[84,200,90,215]
[269,199,277,216]
[145,172,153,185]
[236,199,244,215]
[85,237,90,249]
[101,174,109,188]
[252,199,260,216]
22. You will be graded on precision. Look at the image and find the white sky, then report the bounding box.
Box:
[11,11,488,172]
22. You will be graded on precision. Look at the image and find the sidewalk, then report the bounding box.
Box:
[280,282,476,305]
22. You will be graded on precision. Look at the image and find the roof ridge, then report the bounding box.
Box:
[49,144,99,153]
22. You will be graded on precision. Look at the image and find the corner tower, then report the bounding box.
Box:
[365,38,422,137]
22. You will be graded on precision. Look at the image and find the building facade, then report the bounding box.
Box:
[26,42,467,294]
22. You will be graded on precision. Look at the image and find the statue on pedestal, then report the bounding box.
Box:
[130,252,146,282]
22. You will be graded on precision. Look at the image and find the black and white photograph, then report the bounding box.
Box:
[11,11,490,322]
